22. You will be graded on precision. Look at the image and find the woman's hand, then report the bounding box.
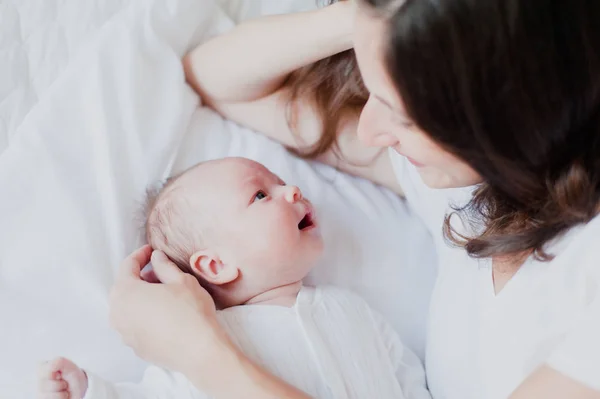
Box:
[184,0,355,106]
[109,246,311,398]
[510,365,600,399]
[108,246,219,373]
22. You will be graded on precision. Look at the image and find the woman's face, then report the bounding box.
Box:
[353,10,482,189]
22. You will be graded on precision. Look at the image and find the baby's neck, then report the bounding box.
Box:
[243,281,303,308]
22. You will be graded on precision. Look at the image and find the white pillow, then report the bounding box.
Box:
[217,0,317,23]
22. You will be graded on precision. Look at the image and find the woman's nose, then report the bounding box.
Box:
[357,98,400,148]
[284,185,302,203]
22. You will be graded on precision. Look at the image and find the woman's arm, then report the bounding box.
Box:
[509,365,600,399]
[184,2,353,106]
[109,247,310,399]
[184,341,310,399]
[183,2,402,194]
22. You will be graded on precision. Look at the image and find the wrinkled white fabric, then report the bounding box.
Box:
[83,286,431,399]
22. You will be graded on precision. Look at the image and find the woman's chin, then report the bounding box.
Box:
[417,166,482,189]
[417,168,458,189]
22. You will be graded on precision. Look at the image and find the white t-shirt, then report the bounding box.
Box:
[83,286,431,399]
[390,149,600,399]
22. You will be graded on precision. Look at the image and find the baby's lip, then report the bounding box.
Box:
[297,205,316,231]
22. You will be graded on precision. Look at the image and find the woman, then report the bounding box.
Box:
[109,1,600,398]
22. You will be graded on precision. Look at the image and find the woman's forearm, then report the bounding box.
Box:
[509,365,600,399]
[184,331,311,399]
[184,2,354,104]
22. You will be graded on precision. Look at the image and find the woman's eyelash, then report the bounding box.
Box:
[394,116,414,129]
[389,110,414,129]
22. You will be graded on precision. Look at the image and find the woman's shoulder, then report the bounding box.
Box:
[543,214,600,391]
[550,214,600,272]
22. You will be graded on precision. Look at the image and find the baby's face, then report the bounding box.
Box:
[181,158,324,289]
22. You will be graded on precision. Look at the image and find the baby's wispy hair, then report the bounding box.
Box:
[142,169,199,274]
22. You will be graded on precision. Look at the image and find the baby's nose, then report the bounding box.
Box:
[284,185,302,203]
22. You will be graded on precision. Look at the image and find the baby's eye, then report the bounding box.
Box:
[253,190,268,202]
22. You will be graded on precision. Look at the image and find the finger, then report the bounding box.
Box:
[49,357,74,376]
[151,250,185,283]
[117,245,153,281]
[140,264,161,284]
[38,359,63,380]
[39,379,68,392]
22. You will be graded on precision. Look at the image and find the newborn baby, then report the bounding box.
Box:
[38,157,430,399]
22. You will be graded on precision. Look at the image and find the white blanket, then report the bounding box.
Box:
[0,0,437,397]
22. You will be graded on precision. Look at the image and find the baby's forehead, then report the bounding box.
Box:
[213,158,277,180]
[239,160,281,181]
[179,158,279,190]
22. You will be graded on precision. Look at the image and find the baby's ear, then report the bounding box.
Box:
[189,250,239,285]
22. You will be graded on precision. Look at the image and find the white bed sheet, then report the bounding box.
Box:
[216,0,316,22]
[0,0,314,156]
[0,0,437,397]
[0,0,133,155]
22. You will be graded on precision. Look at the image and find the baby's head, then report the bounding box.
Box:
[145,157,323,307]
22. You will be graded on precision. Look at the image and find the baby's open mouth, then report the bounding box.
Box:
[298,211,315,231]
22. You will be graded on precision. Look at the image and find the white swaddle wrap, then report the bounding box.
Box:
[84,286,431,399]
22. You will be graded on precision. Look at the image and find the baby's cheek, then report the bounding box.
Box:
[250,228,290,256]
[266,228,297,258]
[250,210,296,250]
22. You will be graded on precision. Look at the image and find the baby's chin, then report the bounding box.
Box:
[273,240,324,280]
[297,240,325,272]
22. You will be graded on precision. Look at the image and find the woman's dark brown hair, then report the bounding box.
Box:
[361,0,600,259]
[292,0,600,260]
[284,0,368,159]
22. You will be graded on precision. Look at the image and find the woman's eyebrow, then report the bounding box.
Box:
[374,94,412,123]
